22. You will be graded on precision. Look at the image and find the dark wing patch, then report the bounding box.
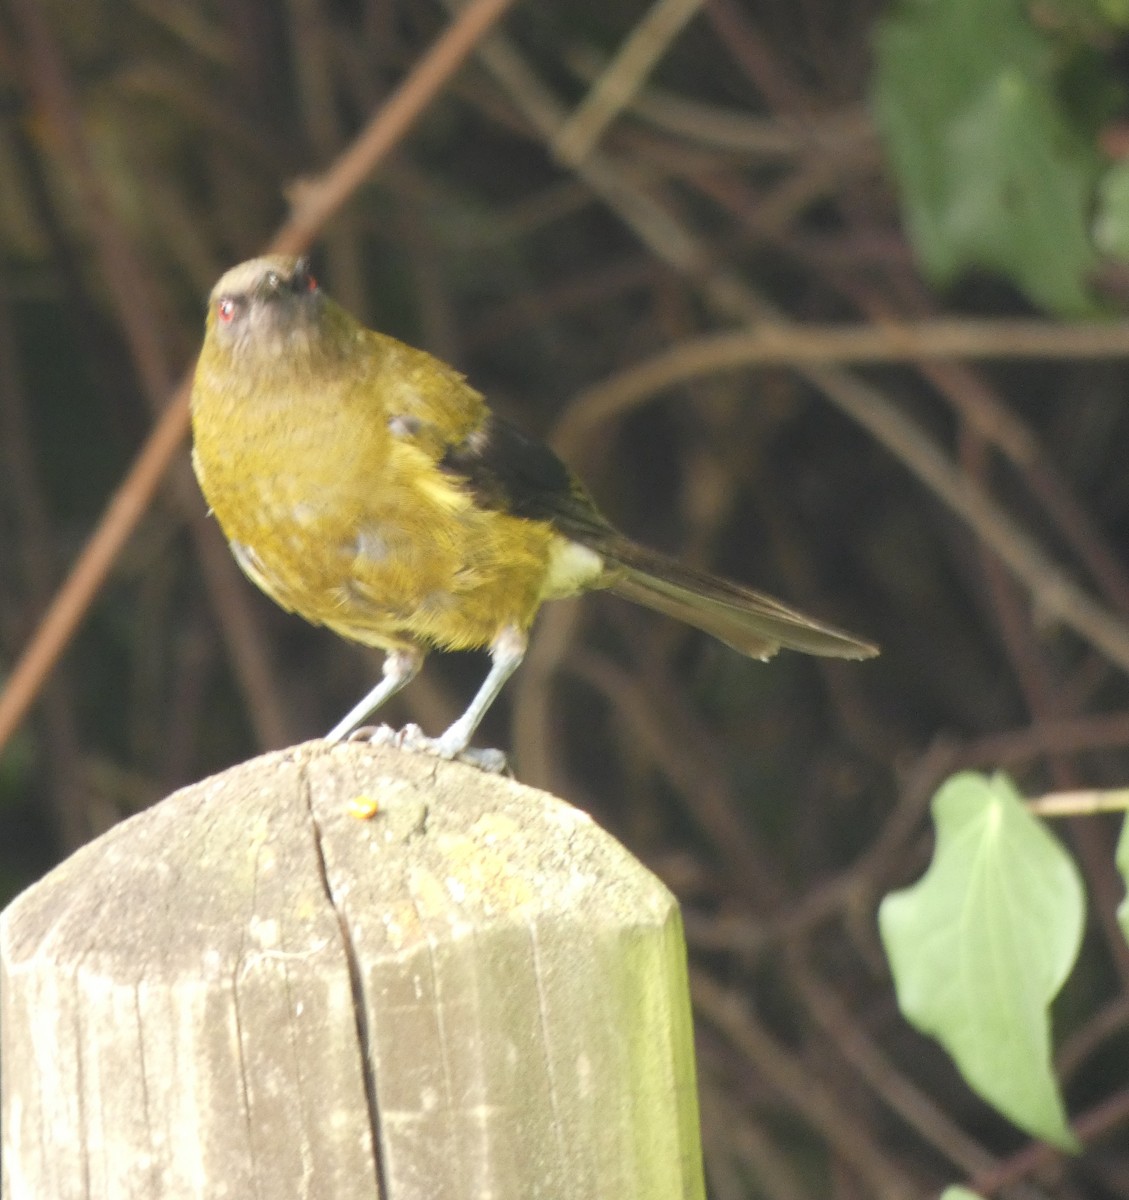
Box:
[438,414,613,542]
[432,415,880,662]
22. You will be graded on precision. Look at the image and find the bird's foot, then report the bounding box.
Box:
[346,722,399,746]
[349,723,508,774]
[399,724,509,773]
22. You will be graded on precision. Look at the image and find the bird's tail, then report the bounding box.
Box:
[597,539,877,661]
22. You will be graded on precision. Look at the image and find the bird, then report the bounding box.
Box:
[190,255,877,769]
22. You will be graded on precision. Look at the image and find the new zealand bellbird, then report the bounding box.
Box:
[191,256,876,768]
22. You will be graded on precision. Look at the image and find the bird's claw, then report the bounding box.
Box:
[346,723,399,745]
[452,745,509,773]
[348,723,507,773]
[400,724,509,773]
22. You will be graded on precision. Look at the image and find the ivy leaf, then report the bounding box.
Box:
[872,0,1101,313]
[879,772,1084,1151]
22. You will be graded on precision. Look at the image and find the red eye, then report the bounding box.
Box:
[293,258,318,293]
[217,298,236,323]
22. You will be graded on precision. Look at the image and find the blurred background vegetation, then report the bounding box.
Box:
[2,0,1129,1195]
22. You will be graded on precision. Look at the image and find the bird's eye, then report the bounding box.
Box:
[217,297,237,323]
[293,259,318,293]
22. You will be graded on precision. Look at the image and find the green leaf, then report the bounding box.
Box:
[879,771,1084,1151]
[941,1188,987,1200]
[1116,814,1129,946]
[872,0,1102,313]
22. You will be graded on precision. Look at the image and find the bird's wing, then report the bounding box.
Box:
[436,413,612,538]
[374,334,489,456]
[391,389,878,662]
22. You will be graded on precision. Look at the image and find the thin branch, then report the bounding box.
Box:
[554,319,1129,451]
[788,949,999,1179]
[274,0,521,254]
[565,46,872,157]
[848,276,1129,620]
[1056,994,1129,1082]
[552,0,703,165]
[1027,788,1129,817]
[966,1089,1129,1195]
[691,972,920,1199]
[959,712,1129,767]
[569,649,787,909]
[804,362,1129,678]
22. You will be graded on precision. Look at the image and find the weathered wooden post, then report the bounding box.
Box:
[1,741,704,1199]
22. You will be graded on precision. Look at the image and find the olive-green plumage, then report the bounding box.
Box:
[190,256,876,766]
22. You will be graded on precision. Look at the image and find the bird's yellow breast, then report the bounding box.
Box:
[191,353,559,653]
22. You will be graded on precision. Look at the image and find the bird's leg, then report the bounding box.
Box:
[400,624,526,772]
[325,646,423,742]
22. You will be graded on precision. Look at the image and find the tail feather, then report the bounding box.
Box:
[598,540,878,661]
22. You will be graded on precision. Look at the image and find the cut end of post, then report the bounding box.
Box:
[2,741,705,1200]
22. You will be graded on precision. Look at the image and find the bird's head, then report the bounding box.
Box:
[204,256,342,365]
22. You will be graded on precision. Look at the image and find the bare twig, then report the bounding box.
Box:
[701,0,811,111]
[569,649,786,908]
[850,276,1129,619]
[966,1090,1129,1195]
[552,0,703,165]
[565,47,872,157]
[788,949,1000,1178]
[274,0,521,254]
[959,712,1129,768]
[692,971,920,1199]
[1027,788,1129,817]
[1056,994,1129,1081]
[554,320,1129,451]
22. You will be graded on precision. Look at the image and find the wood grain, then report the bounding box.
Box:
[2,742,704,1199]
